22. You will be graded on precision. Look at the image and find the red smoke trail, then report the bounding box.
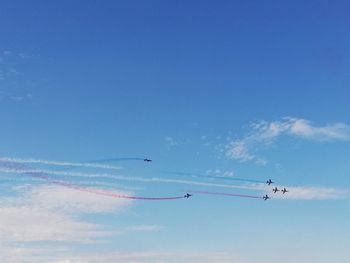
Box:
[188,190,262,199]
[28,173,186,200]
[0,161,185,201]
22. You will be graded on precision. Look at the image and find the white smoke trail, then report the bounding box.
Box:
[0,166,261,191]
[0,157,121,170]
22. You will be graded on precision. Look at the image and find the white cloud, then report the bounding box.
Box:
[23,184,132,214]
[0,184,131,243]
[0,206,110,243]
[272,186,348,200]
[206,169,235,178]
[225,117,350,164]
[0,246,70,263]
[225,140,255,162]
[0,248,245,263]
[256,184,349,200]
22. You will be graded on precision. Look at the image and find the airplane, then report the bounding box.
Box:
[266,179,274,185]
[263,194,270,200]
[184,193,192,198]
[272,187,279,193]
[281,188,288,194]
[143,158,152,162]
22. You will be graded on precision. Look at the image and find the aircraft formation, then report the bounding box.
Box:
[263,180,289,200]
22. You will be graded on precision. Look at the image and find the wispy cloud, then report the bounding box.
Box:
[0,49,44,102]
[225,117,350,164]
[206,169,235,178]
[0,206,111,243]
[0,248,244,263]
[164,136,179,147]
[3,50,13,56]
[0,184,130,244]
[269,185,349,200]
[0,246,70,263]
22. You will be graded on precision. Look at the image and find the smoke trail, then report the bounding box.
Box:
[0,170,140,191]
[188,190,262,199]
[57,157,148,172]
[85,157,146,163]
[28,172,185,200]
[0,161,186,201]
[0,166,264,191]
[0,157,120,170]
[162,171,265,184]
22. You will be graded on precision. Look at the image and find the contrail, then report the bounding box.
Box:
[162,171,265,184]
[0,157,121,170]
[187,190,262,199]
[0,162,186,201]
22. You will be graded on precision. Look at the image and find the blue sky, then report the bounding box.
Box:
[1,1,350,262]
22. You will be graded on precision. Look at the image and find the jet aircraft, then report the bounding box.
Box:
[184,193,192,198]
[266,179,274,185]
[263,194,270,200]
[281,188,288,194]
[272,187,279,193]
[143,159,152,162]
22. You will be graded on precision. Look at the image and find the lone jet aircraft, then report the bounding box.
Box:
[143,159,152,162]
[281,188,288,194]
[272,187,279,193]
[263,194,270,200]
[184,193,192,198]
[266,179,274,185]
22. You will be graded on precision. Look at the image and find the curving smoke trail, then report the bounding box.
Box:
[0,161,186,201]
[187,190,262,199]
